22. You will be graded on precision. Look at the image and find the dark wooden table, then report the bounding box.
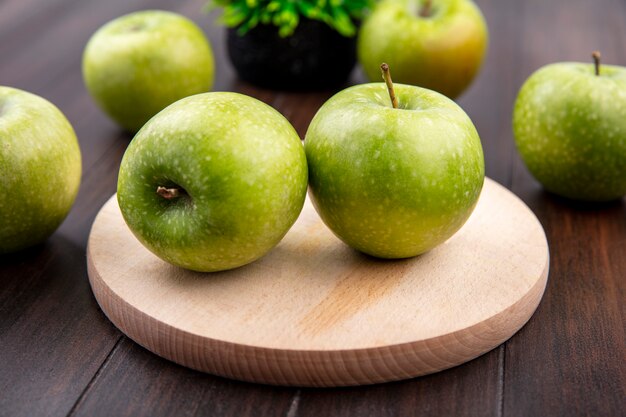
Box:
[1,0,624,416]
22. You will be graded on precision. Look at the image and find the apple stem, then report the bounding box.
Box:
[128,23,143,32]
[592,50,601,76]
[157,186,182,200]
[420,0,433,17]
[381,63,399,109]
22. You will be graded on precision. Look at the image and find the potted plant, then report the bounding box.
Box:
[207,0,373,90]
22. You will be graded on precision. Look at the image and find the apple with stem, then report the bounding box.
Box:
[117,92,308,272]
[304,64,484,258]
[0,86,82,253]
[358,0,488,99]
[83,10,215,132]
[513,51,626,201]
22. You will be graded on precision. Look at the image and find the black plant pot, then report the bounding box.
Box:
[227,19,357,91]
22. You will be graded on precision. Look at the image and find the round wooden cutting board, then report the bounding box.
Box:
[87,178,549,387]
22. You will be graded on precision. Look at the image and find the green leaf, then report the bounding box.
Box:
[205,0,372,37]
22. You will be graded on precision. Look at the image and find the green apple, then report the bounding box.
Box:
[304,67,484,258]
[83,10,214,132]
[513,53,626,201]
[0,86,82,253]
[358,0,488,99]
[117,92,308,272]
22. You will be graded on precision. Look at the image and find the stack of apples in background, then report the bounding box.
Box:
[1,0,624,275]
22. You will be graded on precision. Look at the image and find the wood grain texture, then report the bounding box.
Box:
[295,350,502,417]
[69,338,297,417]
[86,179,549,387]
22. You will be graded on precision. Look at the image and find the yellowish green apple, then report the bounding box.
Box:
[358,0,488,98]
[0,87,82,253]
[83,10,214,132]
[304,65,484,258]
[513,52,626,201]
[117,92,308,272]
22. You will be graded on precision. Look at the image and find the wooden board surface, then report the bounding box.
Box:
[86,178,549,387]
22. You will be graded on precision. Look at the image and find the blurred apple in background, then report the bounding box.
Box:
[304,65,484,259]
[83,10,214,132]
[513,52,626,201]
[358,0,488,99]
[0,87,82,253]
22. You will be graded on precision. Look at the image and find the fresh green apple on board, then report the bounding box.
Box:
[305,64,485,259]
[117,92,308,272]
[358,0,488,99]
[0,87,82,254]
[513,52,626,201]
[83,10,214,132]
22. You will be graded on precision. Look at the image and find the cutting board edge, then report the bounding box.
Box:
[87,240,549,387]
